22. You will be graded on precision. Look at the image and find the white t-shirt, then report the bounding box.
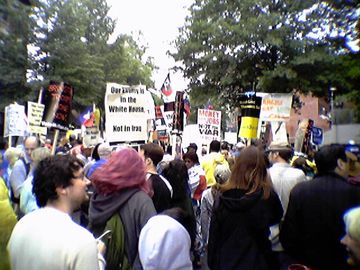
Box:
[8,207,104,270]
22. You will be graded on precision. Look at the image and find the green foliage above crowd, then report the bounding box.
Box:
[172,0,359,119]
[0,0,155,111]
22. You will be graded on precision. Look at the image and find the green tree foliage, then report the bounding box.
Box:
[0,0,154,113]
[172,0,359,110]
[104,34,155,87]
[0,0,32,109]
[31,0,114,109]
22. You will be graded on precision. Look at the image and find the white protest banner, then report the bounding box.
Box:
[4,104,28,137]
[83,127,100,147]
[271,121,288,143]
[105,83,148,142]
[27,101,47,135]
[197,109,221,143]
[260,93,293,122]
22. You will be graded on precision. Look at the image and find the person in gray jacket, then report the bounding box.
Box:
[89,147,156,270]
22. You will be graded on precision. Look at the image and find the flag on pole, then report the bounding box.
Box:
[183,97,191,118]
[161,73,176,103]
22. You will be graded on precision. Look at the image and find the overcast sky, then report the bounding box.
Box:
[106,0,193,91]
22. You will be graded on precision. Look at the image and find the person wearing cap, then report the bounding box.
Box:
[266,141,307,267]
[280,144,360,270]
[87,143,112,178]
[341,206,360,268]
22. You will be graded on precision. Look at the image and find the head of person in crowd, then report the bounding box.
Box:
[201,147,207,156]
[162,159,190,202]
[187,143,198,153]
[291,155,316,177]
[341,206,360,268]
[315,144,351,178]
[139,143,164,172]
[24,136,40,162]
[346,143,360,178]
[4,147,22,168]
[183,150,200,169]
[222,145,271,199]
[31,147,51,170]
[91,143,101,161]
[209,140,221,153]
[138,211,192,270]
[97,142,112,160]
[214,164,231,185]
[91,148,151,196]
[32,155,88,213]
[220,141,230,159]
[266,141,293,165]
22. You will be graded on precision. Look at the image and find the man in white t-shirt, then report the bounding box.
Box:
[7,155,106,270]
[267,141,306,265]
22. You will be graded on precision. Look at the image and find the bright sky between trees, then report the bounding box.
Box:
[106,0,193,92]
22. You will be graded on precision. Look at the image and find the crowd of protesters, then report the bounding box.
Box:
[0,134,360,270]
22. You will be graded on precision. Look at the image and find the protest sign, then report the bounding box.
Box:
[105,83,148,142]
[311,126,323,145]
[197,109,221,142]
[83,126,100,147]
[271,121,288,143]
[260,93,293,122]
[27,101,47,135]
[4,104,28,137]
[41,81,73,130]
[238,93,262,139]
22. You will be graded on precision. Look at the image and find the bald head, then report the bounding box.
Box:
[24,136,40,161]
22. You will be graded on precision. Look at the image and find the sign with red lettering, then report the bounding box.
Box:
[41,81,73,130]
[259,93,292,122]
[197,109,221,142]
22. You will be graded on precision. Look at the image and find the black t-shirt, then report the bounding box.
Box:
[147,173,172,213]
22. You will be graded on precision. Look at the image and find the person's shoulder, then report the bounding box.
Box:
[290,178,313,194]
[130,189,151,201]
[13,158,25,169]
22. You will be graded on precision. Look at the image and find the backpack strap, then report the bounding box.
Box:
[159,175,173,199]
[104,213,130,270]
[146,173,173,198]
[20,157,30,176]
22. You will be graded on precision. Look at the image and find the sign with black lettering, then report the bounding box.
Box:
[239,93,262,139]
[4,104,28,137]
[197,109,221,142]
[27,101,47,135]
[105,83,148,142]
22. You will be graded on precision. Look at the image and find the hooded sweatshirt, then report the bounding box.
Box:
[138,215,192,270]
[208,188,283,270]
[89,188,156,270]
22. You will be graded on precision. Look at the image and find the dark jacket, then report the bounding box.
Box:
[148,173,172,213]
[208,188,283,270]
[280,172,360,270]
[88,188,156,270]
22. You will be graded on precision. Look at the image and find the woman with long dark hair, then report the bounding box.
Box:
[208,145,283,270]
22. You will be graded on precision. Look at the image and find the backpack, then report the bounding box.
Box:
[103,213,130,270]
